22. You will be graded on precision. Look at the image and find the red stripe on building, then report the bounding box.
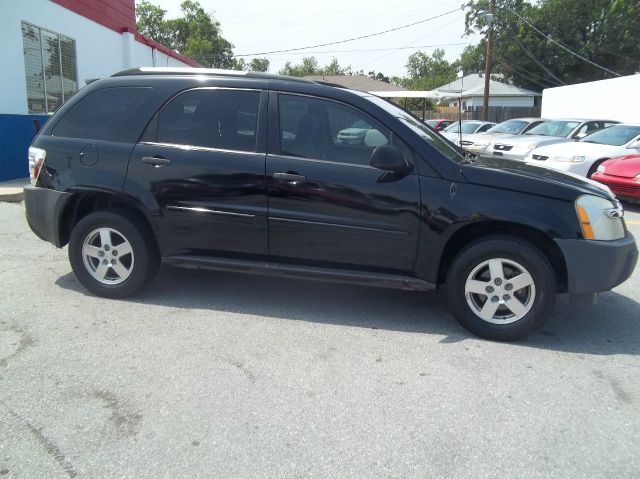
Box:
[51,0,201,67]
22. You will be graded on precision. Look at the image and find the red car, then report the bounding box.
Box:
[425,119,453,131]
[592,154,640,202]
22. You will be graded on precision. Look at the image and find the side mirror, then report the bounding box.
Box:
[574,132,587,140]
[369,145,410,173]
[627,140,640,150]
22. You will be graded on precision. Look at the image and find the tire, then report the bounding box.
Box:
[445,236,557,341]
[68,209,159,298]
[587,158,609,178]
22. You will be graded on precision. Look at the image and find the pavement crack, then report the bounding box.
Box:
[0,329,34,368]
[1,403,78,478]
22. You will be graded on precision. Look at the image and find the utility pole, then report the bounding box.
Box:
[482,0,495,121]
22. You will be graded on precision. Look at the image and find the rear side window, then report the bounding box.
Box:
[53,87,154,142]
[156,88,260,152]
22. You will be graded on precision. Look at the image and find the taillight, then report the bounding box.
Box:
[28,147,46,185]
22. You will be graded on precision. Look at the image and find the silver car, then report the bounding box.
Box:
[458,118,547,154]
[441,120,496,143]
[487,119,619,161]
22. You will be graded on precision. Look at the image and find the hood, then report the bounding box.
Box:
[530,140,626,159]
[601,154,640,178]
[498,135,571,148]
[461,156,615,202]
[462,132,513,145]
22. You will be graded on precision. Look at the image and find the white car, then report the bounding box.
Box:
[441,120,495,143]
[526,124,640,177]
[458,118,547,154]
[486,119,619,161]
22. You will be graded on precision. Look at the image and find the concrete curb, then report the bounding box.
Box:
[0,179,28,203]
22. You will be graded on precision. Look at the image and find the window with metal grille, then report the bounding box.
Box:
[21,21,77,114]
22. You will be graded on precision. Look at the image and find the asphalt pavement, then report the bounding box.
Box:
[1,202,639,478]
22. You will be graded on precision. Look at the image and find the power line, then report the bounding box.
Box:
[355,14,467,69]
[507,25,566,85]
[233,8,462,57]
[243,43,469,57]
[506,6,622,77]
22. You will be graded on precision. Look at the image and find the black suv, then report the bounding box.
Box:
[24,68,638,340]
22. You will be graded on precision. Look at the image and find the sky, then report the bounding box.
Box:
[146,0,482,77]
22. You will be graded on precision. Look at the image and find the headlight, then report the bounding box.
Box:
[554,155,586,163]
[523,143,538,150]
[597,164,606,174]
[575,194,625,241]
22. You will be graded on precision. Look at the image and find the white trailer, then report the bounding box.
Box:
[541,74,640,123]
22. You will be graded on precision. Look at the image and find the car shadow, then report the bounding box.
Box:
[55,265,640,356]
[622,201,640,214]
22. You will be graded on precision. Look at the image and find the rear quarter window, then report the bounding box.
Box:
[52,87,155,142]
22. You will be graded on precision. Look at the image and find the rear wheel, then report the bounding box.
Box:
[445,236,557,341]
[69,209,159,298]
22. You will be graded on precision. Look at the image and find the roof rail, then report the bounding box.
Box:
[111,67,316,84]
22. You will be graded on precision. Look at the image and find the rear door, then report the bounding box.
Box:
[266,92,421,273]
[125,87,269,257]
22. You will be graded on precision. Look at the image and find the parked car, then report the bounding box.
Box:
[592,154,640,203]
[486,119,619,161]
[458,118,547,154]
[23,68,637,341]
[526,124,640,177]
[441,120,496,142]
[336,119,373,145]
[425,119,453,131]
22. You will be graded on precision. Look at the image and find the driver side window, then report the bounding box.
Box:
[278,94,390,166]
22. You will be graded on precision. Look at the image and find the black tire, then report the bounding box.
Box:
[445,236,557,341]
[68,209,159,298]
[587,158,609,178]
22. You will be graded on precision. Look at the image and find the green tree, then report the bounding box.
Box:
[249,58,270,72]
[405,49,458,90]
[136,0,235,68]
[278,57,353,77]
[462,0,640,90]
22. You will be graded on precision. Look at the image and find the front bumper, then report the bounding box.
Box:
[488,150,528,161]
[556,232,638,294]
[591,172,640,201]
[23,185,72,247]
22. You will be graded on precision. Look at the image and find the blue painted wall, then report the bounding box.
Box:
[0,114,49,182]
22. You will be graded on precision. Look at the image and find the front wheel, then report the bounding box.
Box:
[445,237,557,341]
[68,209,159,298]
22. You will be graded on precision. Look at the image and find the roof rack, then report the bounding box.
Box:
[112,67,316,84]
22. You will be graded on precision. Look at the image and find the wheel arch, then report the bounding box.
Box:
[437,220,568,292]
[58,190,157,249]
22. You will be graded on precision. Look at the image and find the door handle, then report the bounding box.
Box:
[273,172,307,183]
[141,156,171,167]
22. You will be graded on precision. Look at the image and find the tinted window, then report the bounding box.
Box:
[157,89,260,152]
[53,87,153,142]
[279,94,390,165]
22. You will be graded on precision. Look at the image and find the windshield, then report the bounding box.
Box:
[580,125,640,146]
[488,120,529,135]
[363,95,462,162]
[444,122,482,134]
[526,120,580,137]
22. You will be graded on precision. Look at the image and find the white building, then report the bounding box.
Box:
[542,74,640,123]
[435,74,541,109]
[0,0,199,181]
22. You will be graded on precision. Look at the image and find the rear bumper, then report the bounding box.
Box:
[556,232,638,294]
[23,185,72,247]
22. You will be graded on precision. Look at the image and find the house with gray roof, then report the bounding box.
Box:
[435,74,541,110]
[304,75,406,93]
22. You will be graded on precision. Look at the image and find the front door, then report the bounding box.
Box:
[125,87,268,257]
[266,93,421,273]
